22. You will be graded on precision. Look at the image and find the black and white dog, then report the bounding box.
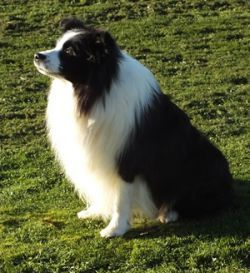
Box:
[34,18,233,237]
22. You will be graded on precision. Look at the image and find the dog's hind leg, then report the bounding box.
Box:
[100,180,133,238]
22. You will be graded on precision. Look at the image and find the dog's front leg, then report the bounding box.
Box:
[100,180,133,238]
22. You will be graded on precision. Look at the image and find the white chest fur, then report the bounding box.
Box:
[46,79,122,218]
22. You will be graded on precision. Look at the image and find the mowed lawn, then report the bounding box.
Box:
[0,0,249,272]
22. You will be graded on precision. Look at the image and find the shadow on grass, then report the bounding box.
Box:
[125,179,250,240]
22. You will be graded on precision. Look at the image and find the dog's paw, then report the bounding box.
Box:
[159,210,179,224]
[77,208,97,220]
[100,223,129,238]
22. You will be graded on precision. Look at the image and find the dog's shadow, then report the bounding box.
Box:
[124,179,250,241]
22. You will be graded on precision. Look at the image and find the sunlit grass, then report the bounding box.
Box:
[0,1,249,272]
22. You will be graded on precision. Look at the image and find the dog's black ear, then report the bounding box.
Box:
[94,31,112,46]
[86,31,117,63]
[94,31,115,55]
[60,18,85,32]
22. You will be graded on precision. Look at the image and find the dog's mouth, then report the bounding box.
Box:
[34,60,50,75]
[34,59,60,77]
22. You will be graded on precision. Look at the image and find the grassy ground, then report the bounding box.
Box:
[0,0,249,272]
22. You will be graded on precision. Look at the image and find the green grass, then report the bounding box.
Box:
[0,0,249,272]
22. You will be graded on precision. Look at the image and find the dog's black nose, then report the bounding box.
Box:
[34,53,46,61]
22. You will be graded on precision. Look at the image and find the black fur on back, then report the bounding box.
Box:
[117,92,233,217]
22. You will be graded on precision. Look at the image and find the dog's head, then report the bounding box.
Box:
[34,18,120,84]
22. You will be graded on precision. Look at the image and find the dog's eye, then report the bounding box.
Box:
[64,46,76,56]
